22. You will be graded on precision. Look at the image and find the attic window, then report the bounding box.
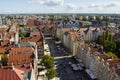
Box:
[25,51,30,54]
[18,52,22,54]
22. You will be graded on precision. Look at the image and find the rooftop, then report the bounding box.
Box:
[0,68,21,80]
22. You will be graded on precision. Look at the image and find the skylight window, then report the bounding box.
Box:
[24,51,30,54]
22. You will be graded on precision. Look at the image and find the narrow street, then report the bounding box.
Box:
[45,39,92,80]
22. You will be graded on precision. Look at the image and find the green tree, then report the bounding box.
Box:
[19,32,27,38]
[42,55,54,69]
[88,16,93,21]
[44,59,54,69]
[103,41,116,52]
[1,54,8,66]
[97,30,113,45]
[97,35,104,44]
[105,30,109,40]
[106,52,119,60]
[115,39,120,54]
[48,17,54,21]
[46,69,57,80]
[115,39,120,49]
[96,16,101,21]
[82,17,87,21]
[108,33,113,41]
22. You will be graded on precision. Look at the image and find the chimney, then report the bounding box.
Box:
[0,63,3,68]
[18,43,20,48]
[12,62,14,70]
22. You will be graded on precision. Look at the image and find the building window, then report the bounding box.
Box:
[18,52,22,54]
[24,51,30,54]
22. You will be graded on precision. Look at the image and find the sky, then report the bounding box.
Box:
[0,0,120,14]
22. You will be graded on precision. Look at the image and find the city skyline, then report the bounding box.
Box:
[0,0,120,14]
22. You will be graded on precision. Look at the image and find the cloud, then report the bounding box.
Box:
[66,3,77,9]
[28,0,64,6]
[104,2,117,7]
[66,3,82,10]
[88,2,118,9]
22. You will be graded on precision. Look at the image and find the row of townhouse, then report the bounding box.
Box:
[0,24,44,80]
[56,27,102,56]
[56,27,102,42]
[56,27,120,80]
[38,20,55,37]
[76,44,120,80]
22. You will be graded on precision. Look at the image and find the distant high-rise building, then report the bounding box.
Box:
[23,19,28,25]
[6,19,12,25]
[79,16,83,21]
[0,16,2,25]
[93,16,96,20]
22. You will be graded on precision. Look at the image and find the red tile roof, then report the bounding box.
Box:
[13,25,19,31]
[1,40,9,47]
[0,48,6,54]
[8,47,34,65]
[64,31,83,41]
[0,68,21,80]
[21,34,43,46]
[14,64,32,80]
[4,32,15,40]
[30,31,40,36]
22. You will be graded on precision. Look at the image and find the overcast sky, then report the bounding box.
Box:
[0,0,120,14]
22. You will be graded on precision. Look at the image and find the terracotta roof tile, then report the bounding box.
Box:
[47,24,54,29]
[30,31,40,36]
[65,31,83,41]
[4,32,15,40]
[96,54,110,60]
[14,64,32,80]
[13,25,19,31]
[0,48,6,54]
[61,28,72,33]
[0,68,21,80]
[8,47,34,65]
[1,40,9,47]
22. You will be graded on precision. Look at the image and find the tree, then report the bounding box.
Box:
[103,41,116,52]
[115,39,120,55]
[104,30,109,40]
[44,59,54,69]
[46,69,57,80]
[108,33,113,41]
[96,16,101,21]
[41,55,54,69]
[115,39,120,49]
[19,31,27,38]
[106,52,119,60]
[97,35,104,44]
[1,54,8,66]
[48,17,54,21]
[97,30,113,45]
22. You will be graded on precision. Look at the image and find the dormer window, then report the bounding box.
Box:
[25,51,30,54]
[18,52,22,54]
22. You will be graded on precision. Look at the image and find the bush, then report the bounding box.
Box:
[42,55,54,69]
[103,41,116,52]
[106,52,119,60]
[19,32,27,38]
[46,69,57,80]
[1,54,8,66]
